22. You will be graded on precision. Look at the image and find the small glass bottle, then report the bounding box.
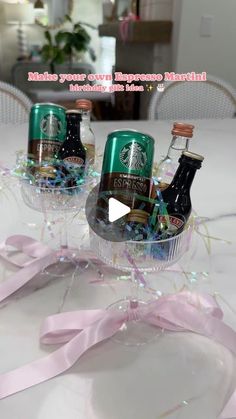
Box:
[157,122,195,190]
[75,99,95,166]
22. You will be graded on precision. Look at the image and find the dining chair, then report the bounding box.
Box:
[0,81,32,124]
[148,75,236,120]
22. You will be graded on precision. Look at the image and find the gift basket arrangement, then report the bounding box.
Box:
[2,100,236,419]
[7,102,205,343]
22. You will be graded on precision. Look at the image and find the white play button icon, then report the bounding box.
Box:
[108,197,131,223]
[86,183,133,241]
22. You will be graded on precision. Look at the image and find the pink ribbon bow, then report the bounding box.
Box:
[0,236,236,417]
[0,235,98,303]
[0,290,235,418]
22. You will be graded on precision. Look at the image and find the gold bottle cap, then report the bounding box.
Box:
[75,99,93,111]
[66,109,81,114]
[182,151,204,161]
[127,209,149,224]
[157,182,169,192]
[172,122,195,138]
[38,166,56,178]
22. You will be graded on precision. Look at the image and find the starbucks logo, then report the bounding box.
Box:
[120,142,147,170]
[40,114,62,138]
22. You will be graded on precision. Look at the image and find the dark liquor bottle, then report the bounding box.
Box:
[58,110,86,176]
[160,151,204,234]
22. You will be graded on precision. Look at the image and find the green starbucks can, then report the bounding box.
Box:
[98,129,155,210]
[28,103,66,164]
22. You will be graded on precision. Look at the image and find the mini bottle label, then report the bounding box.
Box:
[63,156,84,169]
[98,172,151,209]
[158,215,185,234]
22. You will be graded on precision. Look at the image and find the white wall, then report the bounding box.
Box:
[171,0,182,72]
[172,0,236,87]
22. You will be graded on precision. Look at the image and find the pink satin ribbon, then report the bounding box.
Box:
[0,235,184,303]
[0,290,234,418]
[0,237,236,417]
[0,235,99,303]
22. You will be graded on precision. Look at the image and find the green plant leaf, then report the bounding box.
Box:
[72,35,87,52]
[75,28,90,44]
[60,31,73,44]
[41,44,54,61]
[54,49,66,64]
[65,14,72,23]
[73,22,83,31]
[41,20,95,64]
[63,43,73,56]
[74,23,91,39]
[44,30,52,45]
[55,31,67,45]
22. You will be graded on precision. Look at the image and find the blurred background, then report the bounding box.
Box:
[0,0,235,120]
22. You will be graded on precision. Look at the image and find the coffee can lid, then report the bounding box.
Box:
[32,103,66,110]
[107,129,155,145]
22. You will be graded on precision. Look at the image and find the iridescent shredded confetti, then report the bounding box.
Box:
[1,154,235,306]
[156,395,205,418]
[12,151,100,191]
[123,250,146,286]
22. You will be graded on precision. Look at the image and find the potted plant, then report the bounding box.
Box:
[41,15,96,73]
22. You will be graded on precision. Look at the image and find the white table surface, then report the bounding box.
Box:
[0,119,236,419]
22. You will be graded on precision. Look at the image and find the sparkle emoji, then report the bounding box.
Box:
[146,84,154,92]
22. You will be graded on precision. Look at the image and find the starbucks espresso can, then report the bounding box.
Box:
[28,103,66,163]
[98,130,154,215]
